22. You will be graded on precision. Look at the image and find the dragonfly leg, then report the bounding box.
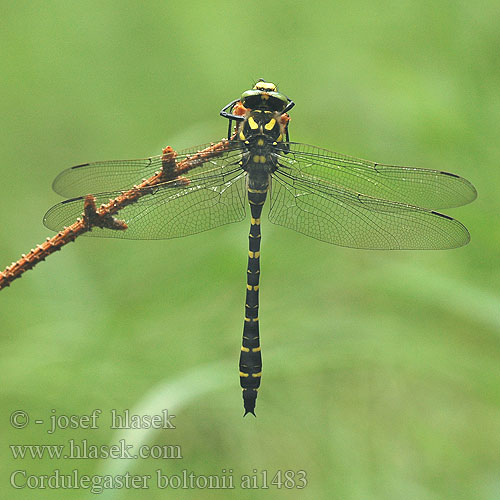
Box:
[220,99,245,121]
[220,99,245,139]
[283,100,295,114]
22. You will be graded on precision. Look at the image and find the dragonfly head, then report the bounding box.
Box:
[241,79,289,113]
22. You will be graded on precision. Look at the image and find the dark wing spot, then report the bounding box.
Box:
[61,196,85,204]
[431,210,454,221]
[440,171,460,178]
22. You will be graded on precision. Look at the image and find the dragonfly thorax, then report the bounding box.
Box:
[238,110,284,144]
[238,110,284,180]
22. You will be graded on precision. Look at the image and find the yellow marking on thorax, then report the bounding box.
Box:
[252,347,261,353]
[264,118,276,130]
[246,284,259,291]
[251,217,261,225]
[248,116,258,129]
[252,154,267,164]
[252,372,262,378]
[248,251,261,258]
[257,138,264,146]
[239,131,246,141]
[241,346,250,352]
[239,371,249,377]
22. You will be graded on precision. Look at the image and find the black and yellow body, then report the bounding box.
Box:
[46,80,477,418]
[221,80,294,416]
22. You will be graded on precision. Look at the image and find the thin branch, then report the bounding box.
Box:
[0,139,233,291]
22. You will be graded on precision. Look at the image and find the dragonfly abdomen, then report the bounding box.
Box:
[239,183,268,416]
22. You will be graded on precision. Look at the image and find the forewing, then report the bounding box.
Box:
[52,142,245,198]
[277,143,477,209]
[269,170,470,249]
[44,169,247,240]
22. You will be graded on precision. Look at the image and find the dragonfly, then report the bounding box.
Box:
[44,80,477,416]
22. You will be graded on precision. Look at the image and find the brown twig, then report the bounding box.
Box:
[0,139,233,291]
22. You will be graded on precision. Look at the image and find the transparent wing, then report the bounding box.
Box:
[277,143,477,209]
[269,169,470,249]
[52,142,244,198]
[44,167,247,240]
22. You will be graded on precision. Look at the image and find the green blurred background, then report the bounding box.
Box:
[1,1,499,498]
